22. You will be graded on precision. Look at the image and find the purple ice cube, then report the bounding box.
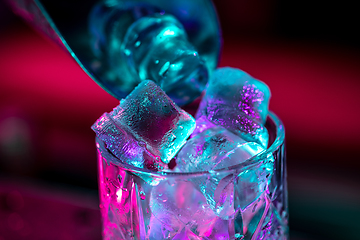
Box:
[111,80,195,163]
[196,67,270,147]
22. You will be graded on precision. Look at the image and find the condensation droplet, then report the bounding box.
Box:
[139,191,146,200]
[124,48,131,56]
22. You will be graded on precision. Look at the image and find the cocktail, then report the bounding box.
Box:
[93,68,288,239]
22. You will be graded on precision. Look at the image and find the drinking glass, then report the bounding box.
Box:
[96,112,288,240]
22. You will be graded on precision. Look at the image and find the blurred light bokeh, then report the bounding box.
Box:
[1,0,360,239]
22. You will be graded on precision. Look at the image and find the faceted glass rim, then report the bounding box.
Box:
[97,111,285,178]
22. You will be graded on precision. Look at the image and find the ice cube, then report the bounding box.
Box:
[176,126,265,173]
[175,126,272,219]
[199,67,270,124]
[111,80,196,163]
[196,67,270,147]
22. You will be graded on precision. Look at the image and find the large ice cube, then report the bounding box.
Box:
[92,80,195,171]
[175,126,272,219]
[111,80,196,163]
[196,67,270,147]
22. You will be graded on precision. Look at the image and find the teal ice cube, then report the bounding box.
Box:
[112,80,195,163]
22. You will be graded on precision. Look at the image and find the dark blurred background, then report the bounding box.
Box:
[1,0,360,239]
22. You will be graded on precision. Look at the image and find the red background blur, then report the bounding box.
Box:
[1,0,360,239]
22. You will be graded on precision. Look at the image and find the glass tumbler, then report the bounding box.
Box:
[96,112,288,240]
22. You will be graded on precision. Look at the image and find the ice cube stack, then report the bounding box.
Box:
[92,80,196,170]
[93,67,273,237]
[92,67,271,172]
